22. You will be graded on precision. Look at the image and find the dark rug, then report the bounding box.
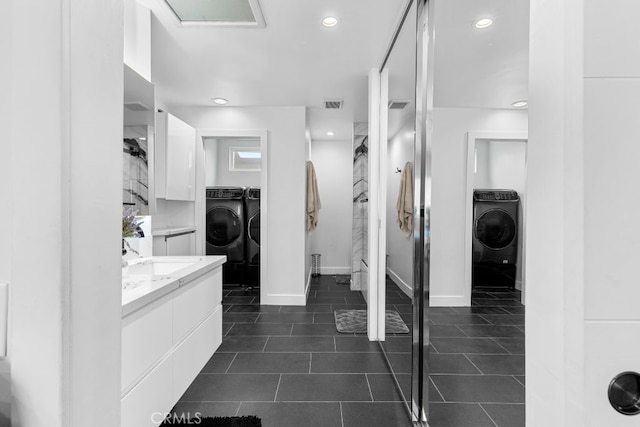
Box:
[335,274,351,285]
[161,416,261,426]
[334,309,410,334]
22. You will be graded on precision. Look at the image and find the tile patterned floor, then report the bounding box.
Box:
[171,277,525,427]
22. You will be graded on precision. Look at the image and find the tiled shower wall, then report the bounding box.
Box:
[351,122,368,291]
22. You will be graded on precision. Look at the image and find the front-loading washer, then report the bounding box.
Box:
[472,189,519,289]
[206,186,246,286]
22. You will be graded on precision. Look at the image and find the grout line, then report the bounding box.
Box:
[479,403,500,427]
[463,354,484,375]
[225,353,239,374]
[490,338,513,355]
[429,376,447,403]
[514,375,526,387]
[364,374,374,401]
[333,336,337,352]
[255,313,262,323]
[339,402,344,427]
[273,374,282,402]
[455,325,470,337]
[309,352,312,374]
[289,324,294,336]
[261,336,270,352]
[235,401,242,416]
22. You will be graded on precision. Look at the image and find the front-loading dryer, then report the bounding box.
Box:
[206,186,246,286]
[472,189,519,289]
[244,187,260,288]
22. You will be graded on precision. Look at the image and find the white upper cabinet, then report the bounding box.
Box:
[156,112,196,201]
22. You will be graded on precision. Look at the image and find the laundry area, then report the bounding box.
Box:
[204,137,262,291]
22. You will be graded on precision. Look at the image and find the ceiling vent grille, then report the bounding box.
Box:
[388,100,410,110]
[324,99,343,109]
[124,102,150,111]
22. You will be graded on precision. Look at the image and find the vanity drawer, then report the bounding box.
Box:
[172,268,222,342]
[122,295,172,393]
[172,306,222,402]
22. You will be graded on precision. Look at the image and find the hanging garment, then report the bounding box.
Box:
[396,161,413,236]
[306,161,322,232]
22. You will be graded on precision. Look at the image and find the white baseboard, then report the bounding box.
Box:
[430,295,469,307]
[386,268,412,298]
[320,267,351,275]
[262,293,307,306]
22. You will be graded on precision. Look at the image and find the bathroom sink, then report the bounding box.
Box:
[127,261,192,277]
[125,258,195,278]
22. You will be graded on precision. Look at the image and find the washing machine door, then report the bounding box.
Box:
[475,209,516,250]
[206,207,242,247]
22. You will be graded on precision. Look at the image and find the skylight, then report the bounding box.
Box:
[165,0,266,28]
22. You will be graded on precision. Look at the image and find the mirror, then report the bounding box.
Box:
[123,64,155,215]
[381,0,417,409]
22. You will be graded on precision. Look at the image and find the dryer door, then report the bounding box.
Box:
[206,206,242,247]
[475,209,516,250]
[248,211,260,246]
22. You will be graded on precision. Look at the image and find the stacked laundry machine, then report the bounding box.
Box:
[472,189,519,289]
[205,186,261,289]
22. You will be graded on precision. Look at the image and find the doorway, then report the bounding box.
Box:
[464,132,528,305]
[195,130,269,303]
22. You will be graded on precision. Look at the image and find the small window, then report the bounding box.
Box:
[229,147,261,171]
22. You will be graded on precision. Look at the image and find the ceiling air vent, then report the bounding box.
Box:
[124,102,149,111]
[324,99,343,109]
[388,100,410,110]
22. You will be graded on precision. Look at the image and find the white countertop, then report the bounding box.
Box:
[152,226,197,237]
[122,255,226,316]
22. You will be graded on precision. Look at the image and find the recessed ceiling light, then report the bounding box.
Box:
[474,18,494,29]
[327,131,335,136]
[511,100,528,108]
[212,98,229,105]
[321,16,339,28]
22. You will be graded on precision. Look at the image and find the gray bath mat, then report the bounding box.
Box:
[335,275,351,285]
[334,309,410,334]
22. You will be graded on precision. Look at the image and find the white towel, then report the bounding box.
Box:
[396,161,413,236]
[306,161,321,232]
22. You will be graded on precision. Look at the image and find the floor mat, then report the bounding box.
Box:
[334,309,410,334]
[161,416,261,426]
[335,275,351,285]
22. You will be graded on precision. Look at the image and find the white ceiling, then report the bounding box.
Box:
[141,0,529,141]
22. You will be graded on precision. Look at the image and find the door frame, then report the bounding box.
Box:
[195,129,269,302]
[464,131,528,305]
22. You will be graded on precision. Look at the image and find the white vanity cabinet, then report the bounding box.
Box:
[152,228,196,256]
[155,112,196,201]
[121,258,224,427]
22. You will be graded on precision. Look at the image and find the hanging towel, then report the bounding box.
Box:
[306,161,322,232]
[396,161,413,236]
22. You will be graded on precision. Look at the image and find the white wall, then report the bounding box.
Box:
[6,0,123,426]
[0,4,11,421]
[474,140,527,287]
[304,122,312,292]
[174,106,308,305]
[430,107,528,306]
[528,0,584,424]
[310,139,353,275]
[123,0,151,81]
[204,138,261,188]
[386,124,414,296]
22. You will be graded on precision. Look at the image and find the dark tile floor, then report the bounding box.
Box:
[170,276,525,427]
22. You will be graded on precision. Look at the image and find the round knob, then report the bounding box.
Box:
[608,371,640,416]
